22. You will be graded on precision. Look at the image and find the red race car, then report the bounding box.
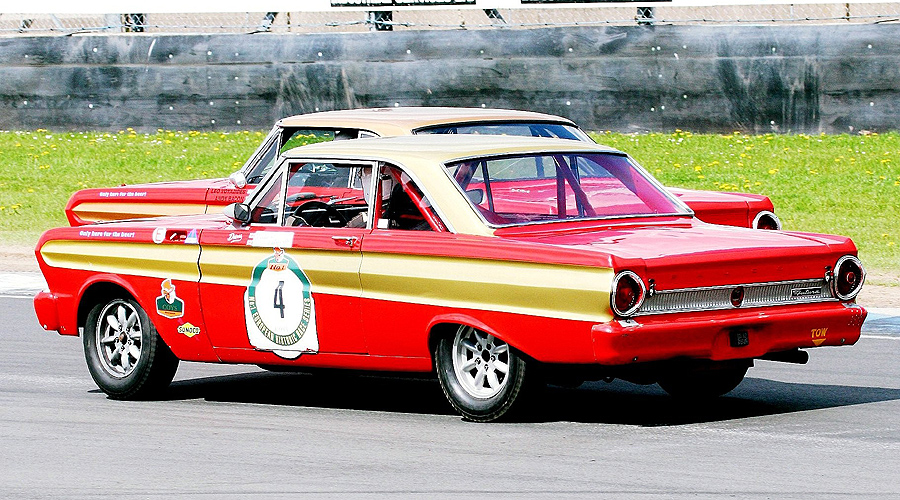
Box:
[65,107,780,230]
[35,136,858,422]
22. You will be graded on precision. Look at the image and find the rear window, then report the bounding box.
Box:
[446,152,686,226]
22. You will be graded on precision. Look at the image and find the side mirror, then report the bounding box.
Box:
[228,171,248,189]
[224,202,251,225]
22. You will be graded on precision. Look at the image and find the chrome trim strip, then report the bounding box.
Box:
[635,278,836,316]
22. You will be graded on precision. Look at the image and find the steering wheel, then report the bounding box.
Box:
[290,201,348,227]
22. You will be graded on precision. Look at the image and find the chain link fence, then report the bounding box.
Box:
[2,5,899,35]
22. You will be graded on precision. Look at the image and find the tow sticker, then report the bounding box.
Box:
[243,248,318,359]
[156,278,185,319]
[811,328,828,346]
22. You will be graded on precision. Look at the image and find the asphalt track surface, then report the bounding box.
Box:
[1,294,899,499]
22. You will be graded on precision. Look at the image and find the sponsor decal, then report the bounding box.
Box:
[243,248,318,359]
[77,230,136,239]
[247,231,294,248]
[185,229,199,244]
[332,0,474,6]
[156,278,185,319]
[811,327,828,346]
[152,227,166,244]
[227,232,243,243]
[209,188,249,203]
[97,191,148,198]
[177,322,201,338]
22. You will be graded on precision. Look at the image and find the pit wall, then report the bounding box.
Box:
[1,24,897,133]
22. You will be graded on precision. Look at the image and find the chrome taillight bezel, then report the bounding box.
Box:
[752,210,782,230]
[610,270,646,317]
[830,255,865,301]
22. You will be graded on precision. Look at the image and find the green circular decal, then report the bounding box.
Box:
[246,248,313,347]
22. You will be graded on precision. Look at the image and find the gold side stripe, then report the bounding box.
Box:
[40,241,201,281]
[73,202,209,222]
[200,246,362,298]
[360,252,613,323]
[41,241,612,323]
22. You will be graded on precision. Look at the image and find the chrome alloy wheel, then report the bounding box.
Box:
[95,300,143,378]
[452,326,510,399]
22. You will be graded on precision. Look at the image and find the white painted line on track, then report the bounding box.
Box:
[0,272,46,296]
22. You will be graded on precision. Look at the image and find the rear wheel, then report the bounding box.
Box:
[658,361,749,400]
[435,325,531,422]
[83,297,179,399]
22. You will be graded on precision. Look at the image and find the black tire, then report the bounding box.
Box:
[658,361,749,400]
[435,325,531,422]
[83,297,179,400]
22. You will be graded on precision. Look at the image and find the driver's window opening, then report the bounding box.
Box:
[250,161,370,227]
[374,165,443,232]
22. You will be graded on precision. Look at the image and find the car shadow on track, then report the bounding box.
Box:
[156,369,900,426]
[163,370,457,416]
[540,377,900,426]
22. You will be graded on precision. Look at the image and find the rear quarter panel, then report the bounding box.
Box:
[36,227,218,362]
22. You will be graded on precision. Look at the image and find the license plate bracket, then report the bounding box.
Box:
[730,329,750,348]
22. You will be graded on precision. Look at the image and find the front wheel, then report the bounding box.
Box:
[83,297,179,399]
[435,325,531,422]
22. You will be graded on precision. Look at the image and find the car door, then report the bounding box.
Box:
[198,158,373,362]
[357,163,460,360]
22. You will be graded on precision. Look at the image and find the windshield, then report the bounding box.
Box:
[416,122,592,142]
[446,152,687,226]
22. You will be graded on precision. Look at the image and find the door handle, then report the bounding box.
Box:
[331,236,358,247]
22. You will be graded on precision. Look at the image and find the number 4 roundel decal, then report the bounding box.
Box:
[244,248,318,359]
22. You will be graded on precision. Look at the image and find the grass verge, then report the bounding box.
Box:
[1,129,897,281]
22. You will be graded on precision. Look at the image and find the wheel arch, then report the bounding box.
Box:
[76,278,140,331]
[426,314,528,368]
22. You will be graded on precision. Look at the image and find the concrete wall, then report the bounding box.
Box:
[1,25,898,133]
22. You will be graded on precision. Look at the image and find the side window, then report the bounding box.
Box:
[244,132,282,185]
[250,170,285,224]
[250,161,371,227]
[245,128,344,185]
[374,165,445,232]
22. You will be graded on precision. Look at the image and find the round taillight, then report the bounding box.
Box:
[730,286,745,307]
[753,211,782,230]
[611,271,646,317]
[832,255,864,300]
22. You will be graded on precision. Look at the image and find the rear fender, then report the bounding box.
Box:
[75,275,143,334]
[426,314,513,362]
